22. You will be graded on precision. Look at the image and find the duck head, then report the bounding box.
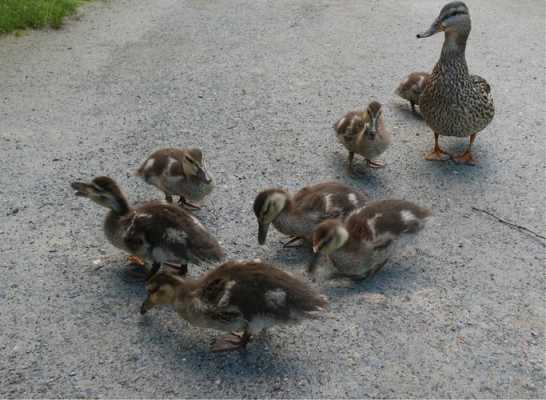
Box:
[417,2,471,40]
[308,219,349,273]
[140,273,181,314]
[183,148,212,184]
[253,189,289,245]
[71,176,129,214]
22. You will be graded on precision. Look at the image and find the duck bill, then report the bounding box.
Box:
[417,20,443,38]
[140,297,155,315]
[258,223,270,245]
[70,181,91,197]
[196,167,212,184]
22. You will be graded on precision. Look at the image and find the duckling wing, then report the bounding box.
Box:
[294,182,368,221]
[334,111,366,142]
[200,262,327,323]
[125,203,223,264]
[350,200,431,244]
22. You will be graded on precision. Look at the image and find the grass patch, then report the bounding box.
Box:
[0,0,88,34]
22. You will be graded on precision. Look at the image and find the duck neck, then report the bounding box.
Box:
[110,195,130,216]
[174,279,201,316]
[272,198,294,234]
[438,31,469,75]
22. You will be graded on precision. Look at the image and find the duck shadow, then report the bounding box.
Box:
[417,144,494,184]
[136,309,306,379]
[266,241,312,268]
[392,102,424,121]
[326,151,385,196]
[320,258,425,300]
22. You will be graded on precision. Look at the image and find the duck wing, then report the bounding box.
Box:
[199,261,327,322]
[294,182,368,221]
[124,203,223,264]
[470,74,491,95]
[346,200,431,247]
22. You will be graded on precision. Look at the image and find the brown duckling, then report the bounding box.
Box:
[136,147,213,209]
[253,182,368,247]
[335,101,392,175]
[395,72,430,113]
[71,176,223,277]
[309,200,431,280]
[140,260,328,352]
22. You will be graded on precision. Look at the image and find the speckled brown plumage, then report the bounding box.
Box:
[141,261,327,352]
[417,1,494,164]
[334,101,392,173]
[395,72,430,112]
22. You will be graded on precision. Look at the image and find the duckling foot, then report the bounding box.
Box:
[125,266,148,280]
[164,262,188,276]
[127,255,146,268]
[451,151,477,166]
[347,165,367,178]
[366,159,386,168]
[424,147,450,161]
[178,197,201,210]
[367,259,389,279]
[282,236,304,248]
[210,332,251,352]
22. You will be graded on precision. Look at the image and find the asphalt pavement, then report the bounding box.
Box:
[0,0,544,397]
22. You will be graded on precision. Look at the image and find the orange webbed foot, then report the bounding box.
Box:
[127,255,146,268]
[452,151,477,166]
[425,147,450,161]
[210,332,250,353]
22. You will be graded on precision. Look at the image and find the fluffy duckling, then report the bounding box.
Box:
[309,200,431,280]
[140,260,328,352]
[335,101,392,175]
[136,148,213,209]
[395,72,430,113]
[253,182,368,247]
[71,176,224,277]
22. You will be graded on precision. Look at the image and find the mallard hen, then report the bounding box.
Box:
[417,1,494,165]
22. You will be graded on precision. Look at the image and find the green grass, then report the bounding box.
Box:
[0,0,87,34]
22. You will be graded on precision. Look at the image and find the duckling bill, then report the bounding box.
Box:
[140,260,327,352]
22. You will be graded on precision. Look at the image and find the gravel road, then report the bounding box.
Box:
[0,0,544,398]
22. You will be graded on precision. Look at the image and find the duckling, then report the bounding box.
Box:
[71,176,223,277]
[395,72,430,113]
[253,182,368,247]
[335,101,392,175]
[140,260,327,352]
[417,1,494,165]
[309,200,431,280]
[136,148,213,209]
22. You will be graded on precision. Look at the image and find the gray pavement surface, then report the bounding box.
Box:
[0,0,544,398]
